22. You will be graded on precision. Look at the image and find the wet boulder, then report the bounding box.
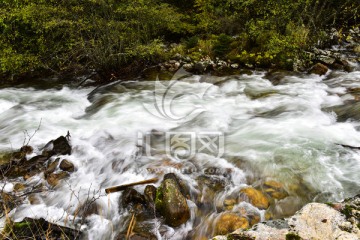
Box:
[239,187,269,210]
[308,63,329,75]
[6,155,48,179]
[46,171,70,187]
[155,175,191,227]
[223,197,237,211]
[213,212,249,236]
[0,146,34,176]
[13,183,26,192]
[59,159,75,172]
[326,101,360,122]
[144,185,157,204]
[45,158,60,176]
[347,87,360,100]
[193,62,207,73]
[264,70,296,85]
[196,175,227,209]
[124,188,156,219]
[122,188,146,207]
[163,173,191,199]
[262,180,289,200]
[244,86,278,100]
[43,136,71,157]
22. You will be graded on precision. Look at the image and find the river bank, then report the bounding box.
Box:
[1,27,359,89]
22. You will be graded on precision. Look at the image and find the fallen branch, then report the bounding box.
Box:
[105,178,158,194]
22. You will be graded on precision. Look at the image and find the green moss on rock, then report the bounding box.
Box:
[286,233,302,240]
[155,177,190,227]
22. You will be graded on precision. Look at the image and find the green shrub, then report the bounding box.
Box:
[184,36,199,50]
[213,34,232,58]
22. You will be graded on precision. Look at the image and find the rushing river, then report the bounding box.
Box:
[1,66,360,239]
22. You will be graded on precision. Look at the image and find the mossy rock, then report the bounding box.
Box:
[164,173,191,199]
[155,177,190,227]
[286,233,302,240]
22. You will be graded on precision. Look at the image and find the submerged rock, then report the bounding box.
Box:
[239,187,269,210]
[326,101,360,122]
[262,180,289,200]
[45,158,60,176]
[155,175,190,227]
[196,175,227,209]
[213,212,249,236]
[46,171,69,187]
[121,188,146,207]
[244,86,278,100]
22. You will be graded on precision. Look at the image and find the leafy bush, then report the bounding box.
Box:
[213,34,232,58]
[184,36,200,50]
[0,0,358,81]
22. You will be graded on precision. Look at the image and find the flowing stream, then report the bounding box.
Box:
[1,66,360,239]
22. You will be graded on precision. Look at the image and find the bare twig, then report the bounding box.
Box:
[22,118,42,147]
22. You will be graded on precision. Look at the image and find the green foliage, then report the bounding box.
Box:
[213,34,232,58]
[184,36,199,50]
[0,0,190,80]
[0,0,358,81]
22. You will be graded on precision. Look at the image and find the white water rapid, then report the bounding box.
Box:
[1,66,360,239]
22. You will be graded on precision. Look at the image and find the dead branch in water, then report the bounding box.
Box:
[105,178,158,194]
[126,213,136,240]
